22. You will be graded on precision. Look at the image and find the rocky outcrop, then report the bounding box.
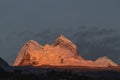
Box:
[53,35,78,55]
[95,56,118,67]
[13,40,42,66]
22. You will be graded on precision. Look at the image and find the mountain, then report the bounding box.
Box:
[13,35,84,66]
[13,35,118,67]
[95,56,118,67]
[13,40,42,66]
[0,57,13,72]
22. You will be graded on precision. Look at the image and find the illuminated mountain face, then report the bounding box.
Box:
[95,56,118,66]
[13,35,118,67]
[13,40,42,66]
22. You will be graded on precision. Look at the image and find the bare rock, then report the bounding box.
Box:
[53,35,78,55]
[95,56,118,67]
[13,40,42,66]
[13,36,118,67]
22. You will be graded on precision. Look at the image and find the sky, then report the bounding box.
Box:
[0,0,120,65]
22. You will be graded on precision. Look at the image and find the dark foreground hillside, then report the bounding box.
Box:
[0,71,105,80]
[1,67,120,80]
[0,71,93,80]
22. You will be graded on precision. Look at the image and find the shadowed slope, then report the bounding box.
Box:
[0,57,13,71]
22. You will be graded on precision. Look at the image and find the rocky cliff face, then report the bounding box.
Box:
[13,40,42,66]
[13,35,118,67]
[53,35,78,55]
[13,35,84,66]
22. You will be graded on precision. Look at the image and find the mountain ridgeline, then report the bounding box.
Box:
[13,35,118,67]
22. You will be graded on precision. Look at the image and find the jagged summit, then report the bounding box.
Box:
[95,56,118,67]
[53,35,78,54]
[25,40,42,50]
[13,40,42,66]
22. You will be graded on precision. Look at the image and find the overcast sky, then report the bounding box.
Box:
[0,0,120,65]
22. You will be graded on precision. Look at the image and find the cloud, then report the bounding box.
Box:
[73,26,120,63]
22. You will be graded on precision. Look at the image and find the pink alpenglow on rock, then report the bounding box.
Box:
[13,35,118,67]
[95,56,118,67]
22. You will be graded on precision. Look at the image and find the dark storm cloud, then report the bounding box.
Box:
[0,0,120,64]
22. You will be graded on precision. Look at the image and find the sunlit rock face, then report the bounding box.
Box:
[13,35,83,66]
[95,56,118,67]
[52,35,78,55]
[13,40,42,66]
[13,35,118,67]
